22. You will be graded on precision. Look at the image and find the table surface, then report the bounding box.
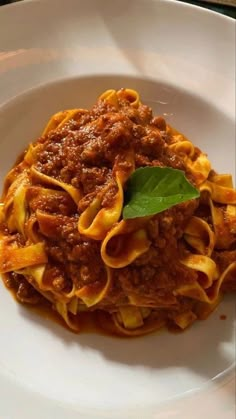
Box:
[180,0,236,17]
[0,0,235,18]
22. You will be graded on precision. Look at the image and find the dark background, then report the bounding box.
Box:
[0,0,235,18]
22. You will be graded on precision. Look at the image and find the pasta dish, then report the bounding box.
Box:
[0,89,235,336]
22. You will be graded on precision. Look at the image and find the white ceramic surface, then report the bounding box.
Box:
[0,1,235,418]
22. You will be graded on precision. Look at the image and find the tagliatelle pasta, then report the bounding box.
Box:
[0,88,235,336]
[78,150,135,240]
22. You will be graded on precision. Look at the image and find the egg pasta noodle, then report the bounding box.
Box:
[0,89,235,336]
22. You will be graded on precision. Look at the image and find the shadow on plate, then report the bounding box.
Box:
[18,294,235,385]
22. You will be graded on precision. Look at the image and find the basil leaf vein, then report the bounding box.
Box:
[123,167,200,219]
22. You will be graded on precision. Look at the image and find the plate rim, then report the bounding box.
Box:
[0,1,235,418]
[0,0,235,23]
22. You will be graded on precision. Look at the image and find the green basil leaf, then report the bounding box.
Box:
[123,167,200,219]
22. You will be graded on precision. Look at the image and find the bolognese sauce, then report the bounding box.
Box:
[0,88,235,336]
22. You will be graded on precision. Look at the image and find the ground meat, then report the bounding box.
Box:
[161,148,186,172]
[19,92,201,307]
[138,126,165,158]
[27,186,76,215]
[43,265,72,293]
[3,272,41,304]
[212,250,236,273]
[151,116,167,131]
[67,262,104,288]
[101,182,118,208]
[35,99,191,203]
[3,90,233,328]
[78,166,111,194]
[16,281,41,304]
[69,241,101,264]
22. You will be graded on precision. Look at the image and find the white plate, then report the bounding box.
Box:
[0,1,235,418]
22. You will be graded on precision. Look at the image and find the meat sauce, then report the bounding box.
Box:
[2,96,235,333]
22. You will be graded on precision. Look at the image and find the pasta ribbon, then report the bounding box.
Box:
[19,263,76,302]
[167,125,211,185]
[101,219,150,268]
[174,282,215,304]
[78,151,135,240]
[226,204,236,221]
[78,181,123,240]
[209,199,236,249]
[0,203,4,224]
[203,174,236,247]
[42,109,88,136]
[99,88,140,109]
[0,88,235,337]
[16,264,46,290]
[167,125,189,142]
[116,306,144,329]
[194,295,222,320]
[55,301,80,332]
[54,285,76,302]
[67,297,84,315]
[2,161,28,199]
[24,143,42,166]
[16,265,56,305]
[208,173,233,188]
[7,184,28,236]
[24,215,41,243]
[3,171,30,235]
[200,180,236,204]
[0,241,47,273]
[184,216,215,256]
[169,140,195,158]
[36,210,64,239]
[112,307,165,336]
[172,311,197,329]
[176,256,234,304]
[30,166,81,204]
[180,254,218,289]
[186,154,211,186]
[220,262,236,287]
[128,293,178,308]
[117,88,140,108]
[99,90,119,109]
[75,266,112,307]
